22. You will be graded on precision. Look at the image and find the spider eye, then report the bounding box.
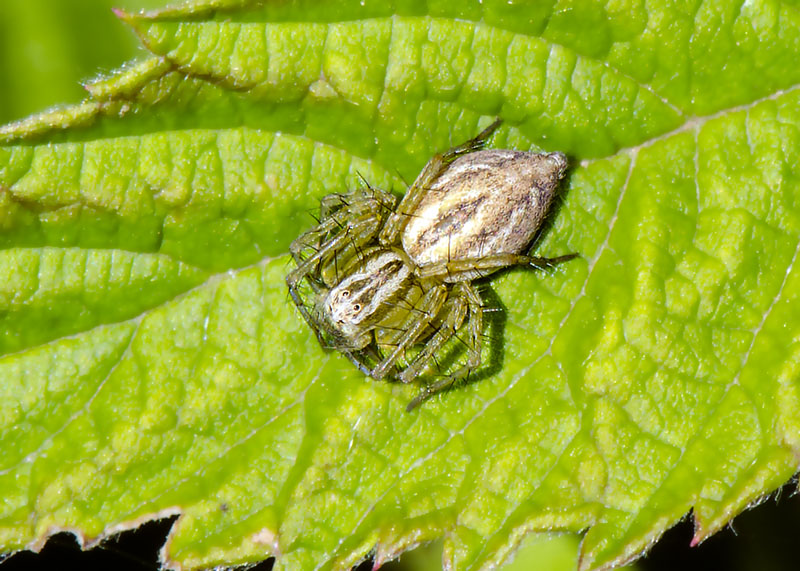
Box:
[352,304,362,312]
[341,290,350,298]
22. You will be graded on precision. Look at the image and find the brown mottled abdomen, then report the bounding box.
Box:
[402,149,568,281]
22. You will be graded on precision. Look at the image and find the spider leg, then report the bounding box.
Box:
[406,282,483,411]
[287,284,327,346]
[289,211,352,266]
[368,284,448,381]
[319,185,395,220]
[355,175,398,212]
[416,252,579,279]
[292,191,384,264]
[342,348,378,378]
[318,192,350,220]
[398,293,468,384]
[379,118,503,246]
[287,215,381,288]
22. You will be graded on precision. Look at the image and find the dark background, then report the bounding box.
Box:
[2,480,799,570]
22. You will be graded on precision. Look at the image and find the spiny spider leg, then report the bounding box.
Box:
[287,215,381,288]
[318,193,351,220]
[319,185,396,221]
[398,294,468,383]
[290,197,377,265]
[406,282,483,411]
[354,173,399,209]
[289,189,392,283]
[341,346,381,378]
[289,213,349,266]
[369,284,448,381]
[323,193,393,269]
[379,119,503,245]
[416,252,579,279]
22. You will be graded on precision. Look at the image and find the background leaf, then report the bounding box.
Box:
[0,0,166,125]
[1,1,800,570]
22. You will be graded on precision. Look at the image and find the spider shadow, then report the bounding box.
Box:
[467,282,507,384]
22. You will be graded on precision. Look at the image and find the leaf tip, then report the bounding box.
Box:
[689,525,704,547]
[251,527,281,556]
[111,7,131,22]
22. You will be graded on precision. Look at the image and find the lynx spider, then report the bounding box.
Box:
[286,119,576,410]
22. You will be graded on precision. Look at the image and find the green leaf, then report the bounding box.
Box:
[1,0,799,570]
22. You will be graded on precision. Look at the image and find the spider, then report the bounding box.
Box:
[286,119,576,410]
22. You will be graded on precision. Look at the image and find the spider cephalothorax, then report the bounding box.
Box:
[286,119,576,410]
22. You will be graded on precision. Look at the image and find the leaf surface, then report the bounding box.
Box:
[1,1,800,570]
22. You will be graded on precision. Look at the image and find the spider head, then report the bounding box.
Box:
[316,249,414,351]
[317,285,373,350]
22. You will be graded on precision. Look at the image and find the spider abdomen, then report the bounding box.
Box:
[401,149,567,281]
